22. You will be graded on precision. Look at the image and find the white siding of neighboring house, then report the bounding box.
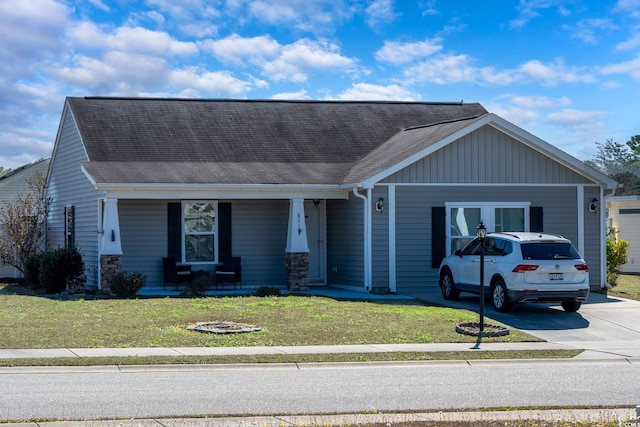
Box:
[0,159,50,279]
[47,105,105,288]
[608,197,640,274]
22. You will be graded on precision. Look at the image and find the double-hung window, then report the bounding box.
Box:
[182,201,217,263]
[445,202,530,255]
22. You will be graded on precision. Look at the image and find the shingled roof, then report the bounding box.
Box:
[68,97,488,186]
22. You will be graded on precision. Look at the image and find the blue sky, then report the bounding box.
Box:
[1,0,639,169]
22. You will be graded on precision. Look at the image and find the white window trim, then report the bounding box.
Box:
[444,202,531,255]
[181,200,218,265]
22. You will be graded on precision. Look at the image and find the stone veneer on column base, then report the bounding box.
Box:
[100,254,122,293]
[285,252,309,292]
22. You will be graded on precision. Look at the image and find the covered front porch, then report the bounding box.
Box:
[95,186,377,294]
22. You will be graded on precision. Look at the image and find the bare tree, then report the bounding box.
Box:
[0,171,51,272]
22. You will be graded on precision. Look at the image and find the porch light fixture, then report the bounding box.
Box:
[589,198,598,213]
[375,197,384,213]
[477,221,487,335]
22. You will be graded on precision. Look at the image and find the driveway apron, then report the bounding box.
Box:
[410,287,640,359]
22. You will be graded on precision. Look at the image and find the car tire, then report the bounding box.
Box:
[561,301,581,312]
[439,269,460,300]
[491,279,512,313]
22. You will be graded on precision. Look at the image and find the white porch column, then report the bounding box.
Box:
[285,198,310,291]
[99,197,123,291]
[100,197,123,255]
[286,198,309,252]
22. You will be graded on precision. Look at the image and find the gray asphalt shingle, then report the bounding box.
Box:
[69,97,487,185]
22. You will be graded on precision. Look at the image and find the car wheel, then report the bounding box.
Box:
[561,301,581,312]
[491,279,512,313]
[439,269,460,300]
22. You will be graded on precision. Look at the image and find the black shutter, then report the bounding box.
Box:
[167,203,182,259]
[530,206,543,232]
[218,202,232,258]
[431,206,446,268]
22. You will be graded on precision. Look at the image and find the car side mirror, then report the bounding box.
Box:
[454,249,462,257]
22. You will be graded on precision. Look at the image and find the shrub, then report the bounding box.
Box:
[23,252,43,288]
[255,286,281,297]
[110,272,145,298]
[38,247,86,294]
[606,228,629,288]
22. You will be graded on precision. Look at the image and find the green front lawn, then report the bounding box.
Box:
[607,273,640,301]
[0,283,536,349]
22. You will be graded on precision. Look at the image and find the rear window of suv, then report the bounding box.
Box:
[520,242,582,260]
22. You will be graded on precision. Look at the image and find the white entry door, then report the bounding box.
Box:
[305,200,326,285]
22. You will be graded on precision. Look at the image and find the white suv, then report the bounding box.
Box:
[438,232,589,312]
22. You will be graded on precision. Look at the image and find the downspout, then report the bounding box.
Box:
[352,187,371,291]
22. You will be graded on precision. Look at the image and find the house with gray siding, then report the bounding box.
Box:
[46,97,617,295]
[0,158,50,279]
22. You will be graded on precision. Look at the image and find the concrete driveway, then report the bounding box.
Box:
[411,287,640,359]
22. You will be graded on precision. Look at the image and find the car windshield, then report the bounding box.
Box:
[520,242,582,260]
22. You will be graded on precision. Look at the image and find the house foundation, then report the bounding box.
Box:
[285,252,309,292]
[100,254,122,292]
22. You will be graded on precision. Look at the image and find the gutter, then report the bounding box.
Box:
[352,187,371,292]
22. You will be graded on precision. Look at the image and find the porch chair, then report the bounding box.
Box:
[215,256,242,289]
[162,257,193,290]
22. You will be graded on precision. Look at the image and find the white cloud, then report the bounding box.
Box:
[68,23,198,56]
[616,32,640,51]
[483,59,595,86]
[272,89,311,100]
[51,52,170,92]
[262,39,356,82]
[202,34,281,66]
[375,38,443,64]
[404,54,479,84]
[365,0,399,28]
[331,83,416,101]
[564,19,617,44]
[547,109,606,130]
[599,54,640,80]
[509,0,572,29]
[239,0,354,32]
[169,69,253,96]
[0,0,70,79]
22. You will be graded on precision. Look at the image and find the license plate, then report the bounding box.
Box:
[549,273,563,280]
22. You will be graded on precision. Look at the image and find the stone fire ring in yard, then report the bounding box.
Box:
[456,321,510,337]
[188,321,262,334]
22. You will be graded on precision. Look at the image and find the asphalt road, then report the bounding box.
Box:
[1,359,639,421]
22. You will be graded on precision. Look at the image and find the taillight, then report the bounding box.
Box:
[575,264,589,271]
[513,264,539,272]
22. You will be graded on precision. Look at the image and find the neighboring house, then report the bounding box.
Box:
[46,97,617,294]
[0,158,50,279]
[607,195,640,274]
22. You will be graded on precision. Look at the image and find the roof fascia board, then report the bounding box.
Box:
[486,114,618,189]
[359,115,491,188]
[87,183,350,200]
[360,113,617,190]
[48,99,91,187]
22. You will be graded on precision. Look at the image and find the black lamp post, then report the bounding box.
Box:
[477,221,487,335]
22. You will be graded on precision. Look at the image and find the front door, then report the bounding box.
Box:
[305,200,326,285]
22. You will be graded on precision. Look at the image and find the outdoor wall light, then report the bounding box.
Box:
[589,198,599,213]
[111,230,116,242]
[375,197,384,212]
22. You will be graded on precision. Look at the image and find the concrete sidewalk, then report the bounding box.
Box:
[0,341,581,360]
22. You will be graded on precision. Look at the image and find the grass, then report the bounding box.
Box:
[607,273,640,300]
[0,283,538,349]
